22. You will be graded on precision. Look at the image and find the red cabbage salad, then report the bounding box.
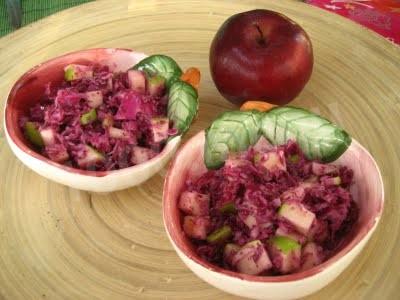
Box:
[20,55,198,171]
[179,108,356,275]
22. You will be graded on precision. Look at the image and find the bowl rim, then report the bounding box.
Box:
[163,130,385,283]
[4,47,181,178]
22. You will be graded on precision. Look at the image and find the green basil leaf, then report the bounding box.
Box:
[261,106,351,162]
[204,111,262,169]
[168,80,198,135]
[132,54,182,88]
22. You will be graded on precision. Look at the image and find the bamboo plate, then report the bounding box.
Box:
[0,0,399,299]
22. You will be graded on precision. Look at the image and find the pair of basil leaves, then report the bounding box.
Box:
[205,108,352,169]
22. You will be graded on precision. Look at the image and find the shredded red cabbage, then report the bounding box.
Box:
[20,64,172,171]
[180,140,358,275]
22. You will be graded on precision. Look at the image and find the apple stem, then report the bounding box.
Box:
[254,23,267,47]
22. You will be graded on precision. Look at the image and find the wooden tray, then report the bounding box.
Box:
[0,1,399,299]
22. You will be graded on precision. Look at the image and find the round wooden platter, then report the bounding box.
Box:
[0,0,399,299]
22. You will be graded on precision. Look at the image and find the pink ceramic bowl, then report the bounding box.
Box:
[4,48,181,192]
[163,131,384,300]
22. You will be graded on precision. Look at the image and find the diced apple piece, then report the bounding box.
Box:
[77,145,105,167]
[252,136,272,154]
[127,70,146,93]
[178,191,210,216]
[224,152,249,168]
[85,90,103,108]
[239,202,271,239]
[147,75,166,96]
[280,186,305,202]
[225,154,249,168]
[39,128,56,146]
[300,242,323,271]
[242,214,257,229]
[321,176,341,186]
[109,127,129,140]
[46,143,69,163]
[278,202,316,235]
[275,225,307,245]
[102,114,114,128]
[150,118,169,143]
[249,222,273,240]
[299,177,318,190]
[182,216,210,240]
[224,243,241,265]
[232,240,272,275]
[130,146,156,165]
[307,219,329,243]
[268,236,301,274]
[24,122,44,147]
[254,149,286,172]
[207,225,232,244]
[311,162,338,176]
[64,64,93,81]
[80,108,97,125]
[48,149,69,163]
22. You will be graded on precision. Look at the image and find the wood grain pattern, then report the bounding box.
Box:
[0,0,399,299]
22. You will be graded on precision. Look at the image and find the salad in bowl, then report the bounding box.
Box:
[5,48,199,192]
[163,105,383,299]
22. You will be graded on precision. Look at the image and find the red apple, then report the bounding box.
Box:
[209,9,313,106]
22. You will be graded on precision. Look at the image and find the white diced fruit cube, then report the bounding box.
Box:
[150,118,169,143]
[147,75,166,96]
[39,128,56,146]
[64,64,93,81]
[239,203,272,239]
[298,177,318,190]
[280,186,306,202]
[252,136,273,154]
[77,145,104,167]
[131,146,156,165]
[311,162,338,176]
[300,242,324,271]
[268,236,301,274]
[102,114,114,128]
[231,240,272,275]
[307,219,329,242]
[178,191,210,216]
[46,144,69,163]
[85,90,103,108]
[182,216,210,240]
[224,153,249,168]
[127,70,146,93]
[109,127,129,140]
[224,243,241,265]
[240,202,258,230]
[242,214,257,229]
[254,149,286,172]
[321,176,341,186]
[275,225,307,245]
[278,202,316,235]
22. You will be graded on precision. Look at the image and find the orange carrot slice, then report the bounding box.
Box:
[181,67,201,90]
[240,100,277,112]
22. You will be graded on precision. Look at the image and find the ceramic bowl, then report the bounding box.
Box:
[4,48,181,192]
[163,130,384,300]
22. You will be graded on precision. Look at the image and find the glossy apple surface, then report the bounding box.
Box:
[210,9,313,106]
